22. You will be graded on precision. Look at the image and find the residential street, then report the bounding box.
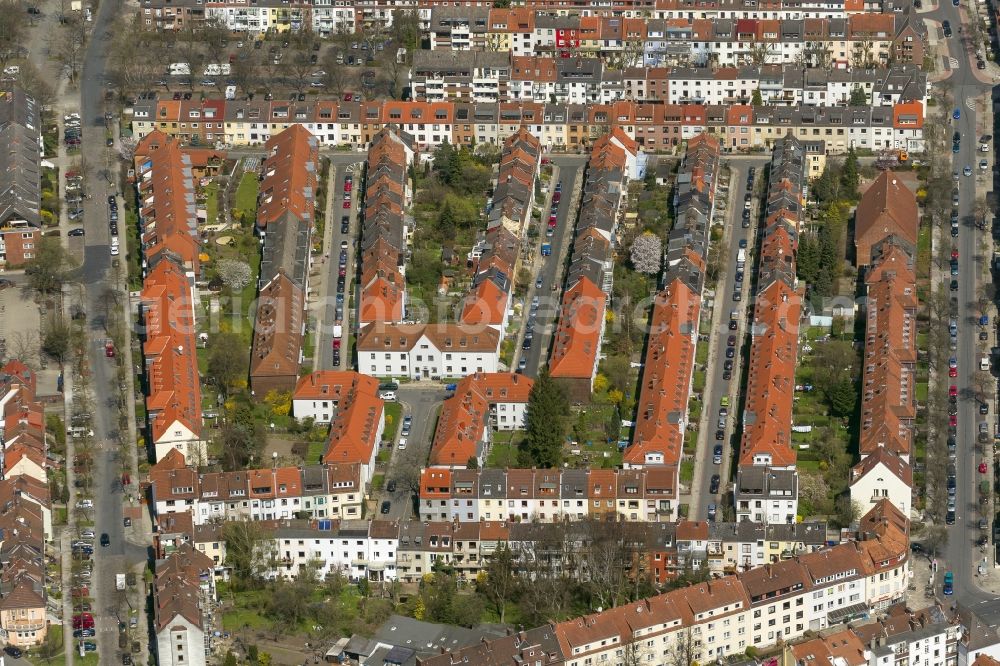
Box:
[515,155,586,377]
[688,161,758,520]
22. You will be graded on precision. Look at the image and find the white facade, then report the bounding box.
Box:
[153,421,204,466]
[155,615,206,666]
[273,529,399,582]
[850,463,911,521]
[358,335,500,380]
[291,396,339,424]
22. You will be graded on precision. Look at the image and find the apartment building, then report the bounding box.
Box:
[409,50,512,103]
[149,452,367,523]
[139,259,204,464]
[204,0,307,34]
[0,86,41,270]
[292,370,379,424]
[130,96,925,156]
[153,544,216,666]
[624,134,717,504]
[428,373,532,468]
[419,467,677,522]
[735,134,805,524]
[355,323,501,379]
[359,127,414,326]
[272,519,400,582]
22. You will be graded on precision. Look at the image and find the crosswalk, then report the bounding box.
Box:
[949,57,961,69]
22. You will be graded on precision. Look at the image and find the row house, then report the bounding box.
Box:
[849,170,918,518]
[133,130,202,276]
[735,134,805,524]
[356,323,501,379]
[139,259,204,464]
[623,134,717,506]
[458,130,540,333]
[203,0,306,34]
[427,373,533,468]
[537,512,908,666]
[0,86,41,269]
[320,375,385,489]
[249,125,318,396]
[130,96,926,156]
[549,131,637,403]
[359,127,414,326]
[292,370,380,424]
[420,10,924,70]
[311,0,355,35]
[0,359,50,649]
[153,544,216,666]
[149,450,367,523]
[419,467,677,522]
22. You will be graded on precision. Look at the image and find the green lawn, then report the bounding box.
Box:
[204,181,220,226]
[680,458,694,484]
[383,402,402,442]
[695,341,709,366]
[235,172,259,217]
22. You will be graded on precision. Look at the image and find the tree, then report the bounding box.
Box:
[667,628,697,666]
[834,495,861,528]
[849,86,868,106]
[745,41,775,67]
[840,147,860,200]
[319,49,345,96]
[25,237,75,295]
[521,368,569,467]
[217,259,253,291]
[53,13,87,82]
[42,318,71,363]
[751,88,763,106]
[477,544,519,623]
[0,3,27,68]
[629,232,662,274]
[827,379,857,418]
[287,50,316,94]
[207,331,249,397]
[922,524,949,557]
[217,417,263,471]
[223,521,277,589]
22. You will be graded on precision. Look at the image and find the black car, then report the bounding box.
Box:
[732,291,742,302]
[723,360,734,372]
[380,501,391,514]
[386,479,396,492]
[741,208,751,220]
[715,429,725,440]
[4,646,22,658]
[950,279,958,291]
[727,335,736,347]
[734,270,744,283]
[728,320,738,331]
[522,337,532,350]
[981,402,990,415]
[709,474,720,494]
[68,228,85,237]
[951,225,959,238]
[943,20,952,36]
[722,371,732,381]
[744,192,751,202]
[100,533,110,547]
[725,348,735,359]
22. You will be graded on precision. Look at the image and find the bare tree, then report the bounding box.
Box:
[0,2,27,68]
[851,39,875,68]
[666,628,697,666]
[200,18,233,67]
[319,49,345,96]
[53,14,87,82]
[745,41,775,67]
[9,331,39,368]
[175,25,208,89]
[286,51,316,94]
[630,233,663,274]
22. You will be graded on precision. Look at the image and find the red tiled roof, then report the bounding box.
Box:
[429,373,533,466]
[257,124,318,229]
[548,277,606,381]
[322,380,385,466]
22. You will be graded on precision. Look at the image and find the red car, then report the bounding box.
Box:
[553,191,561,203]
[342,200,351,209]
[952,248,960,259]
[949,414,958,427]
[950,385,959,397]
[73,614,94,629]
[950,367,958,377]
[344,180,352,193]
[979,461,989,473]
[343,93,353,101]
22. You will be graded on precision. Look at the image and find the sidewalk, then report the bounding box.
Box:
[310,163,339,371]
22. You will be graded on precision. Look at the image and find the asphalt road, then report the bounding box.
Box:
[75,1,151,664]
[689,162,758,520]
[378,386,445,519]
[929,0,1000,620]
[517,157,586,378]
[315,155,365,371]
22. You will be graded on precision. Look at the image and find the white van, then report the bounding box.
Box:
[225,85,237,100]
[169,62,190,76]
[379,390,397,401]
